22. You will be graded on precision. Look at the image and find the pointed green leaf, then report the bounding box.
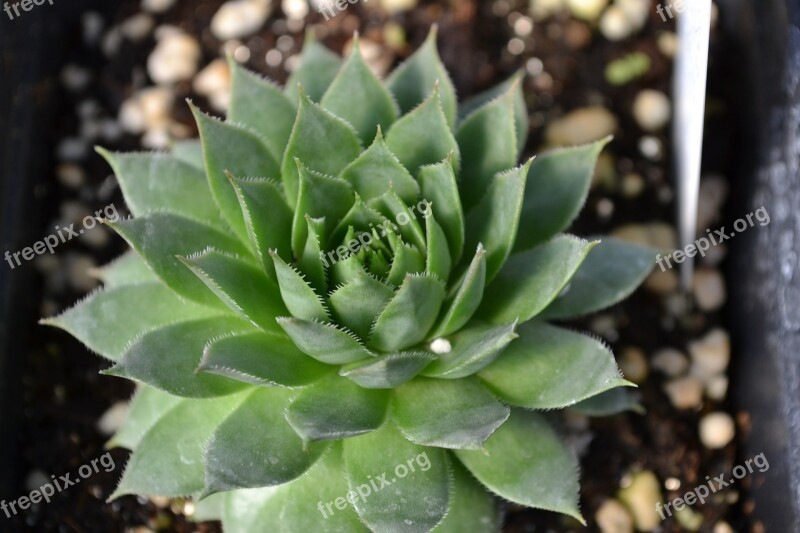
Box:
[286,375,389,442]
[456,85,519,210]
[321,38,399,144]
[111,391,250,499]
[425,211,452,281]
[329,253,369,287]
[91,251,157,288]
[299,215,327,293]
[571,387,644,416]
[282,95,361,206]
[385,87,460,177]
[478,235,596,325]
[479,321,631,409]
[292,163,354,259]
[541,237,656,319]
[228,60,296,158]
[330,194,390,244]
[386,242,425,286]
[108,213,252,308]
[339,130,420,204]
[270,252,329,322]
[515,139,609,251]
[107,317,254,398]
[339,351,435,388]
[458,71,528,152]
[393,377,509,449]
[107,386,183,450]
[368,274,445,352]
[179,248,287,333]
[42,282,221,361]
[97,149,223,227]
[431,460,501,533]
[228,176,293,263]
[430,244,486,337]
[423,321,518,379]
[343,423,450,533]
[455,410,583,523]
[199,332,331,387]
[418,157,464,262]
[387,26,457,127]
[277,317,374,364]
[285,36,342,105]
[328,274,394,339]
[464,160,531,283]
[204,388,328,495]
[171,139,204,168]
[367,189,426,251]
[191,104,279,241]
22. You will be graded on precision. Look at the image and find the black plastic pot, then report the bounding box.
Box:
[724,0,800,530]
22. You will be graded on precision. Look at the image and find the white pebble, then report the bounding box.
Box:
[67,254,99,292]
[664,376,703,409]
[633,90,671,131]
[429,338,452,354]
[121,13,155,42]
[282,0,308,19]
[97,401,129,435]
[530,0,566,21]
[651,348,689,377]
[567,0,608,21]
[616,0,649,31]
[211,0,273,41]
[689,328,730,379]
[595,498,634,533]
[644,269,679,295]
[705,375,729,401]
[56,164,86,189]
[147,29,201,84]
[699,412,735,449]
[193,59,231,112]
[692,268,726,311]
[545,106,618,146]
[638,135,663,160]
[60,64,91,92]
[619,346,648,384]
[600,6,632,41]
[142,127,172,149]
[142,0,176,13]
[57,138,89,161]
[617,471,662,532]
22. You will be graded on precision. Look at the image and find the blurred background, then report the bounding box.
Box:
[1,0,798,531]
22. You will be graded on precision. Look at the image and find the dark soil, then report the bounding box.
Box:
[5,0,752,531]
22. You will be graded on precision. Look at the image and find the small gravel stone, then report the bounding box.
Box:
[612,222,677,250]
[56,163,86,189]
[378,0,419,14]
[82,11,105,45]
[699,412,735,449]
[618,471,662,532]
[25,470,51,493]
[545,106,618,146]
[651,348,689,377]
[282,0,308,19]
[664,376,703,409]
[675,506,704,531]
[619,346,648,384]
[713,521,735,533]
[142,0,176,12]
[633,90,671,131]
[97,401,129,435]
[688,328,730,379]
[595,498,634,533]
[657,31,679,57]
[101,26,123,58]
[692,268,726,311]
[139,86,175,128]
[599,6,632,41]
[697,174,729,230]
[566,0,608,21]
[530,0,566,20]
[621,172,645,197]
[193,59,231,112]
[211,0,273,40]
[121,13,155,42]
[705,374,729,401]
[644,269,679,295]
[638,135,663,160]
[60,64,92,92]
[142,127,171,149]
[119,97,146,134]
[147,29,201,84]
[66,254,99,292]
[701,242,727,266]
[57,137,89,161]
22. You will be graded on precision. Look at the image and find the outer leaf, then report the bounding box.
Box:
[430,244,486,338]
[392,377,509,449]
[338,130,419,204]
[386,242,425,286]
[321,38,399,144]
[431,460,501,533]
[108,213,251,308]
[171,139,204,168]
[385,86,460,177]
[179,248,286,333]
[286,375,389,442]
[97,150,222,227]
[328,274,394,339]
[458,70,528,152]
[191,104,279,241]
[270,252,329,322]
[106,317,254,398]
[291,163,354,259]
[228,176,293,263]
[423,321,518,379]
[41,282,221,361]
[456,85,519,210]
[110,391,250,499]
[107,386,183,450]
[199,332,331,387]
[228,60,296,158]
[477,235,596,325]
[386,26,457,127]
[478,321,631,409]
[570,387,644,416]
[277,317,374,364]
[90,251,157,288]
[454,409,583,523]
[541,237,656,319]
[281,94,361,206]
[203,388,328,495]
[368,274,445,352]
[463,160,531,283]
[299,215,327,293]
[515,139,609,251]
[418,157,464,262]
[343,423,450,533]
[284,35,342,105]
[425,212,452,281]
[339,351,436,389]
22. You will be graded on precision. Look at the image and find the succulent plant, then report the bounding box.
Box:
[44,28,655,532]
